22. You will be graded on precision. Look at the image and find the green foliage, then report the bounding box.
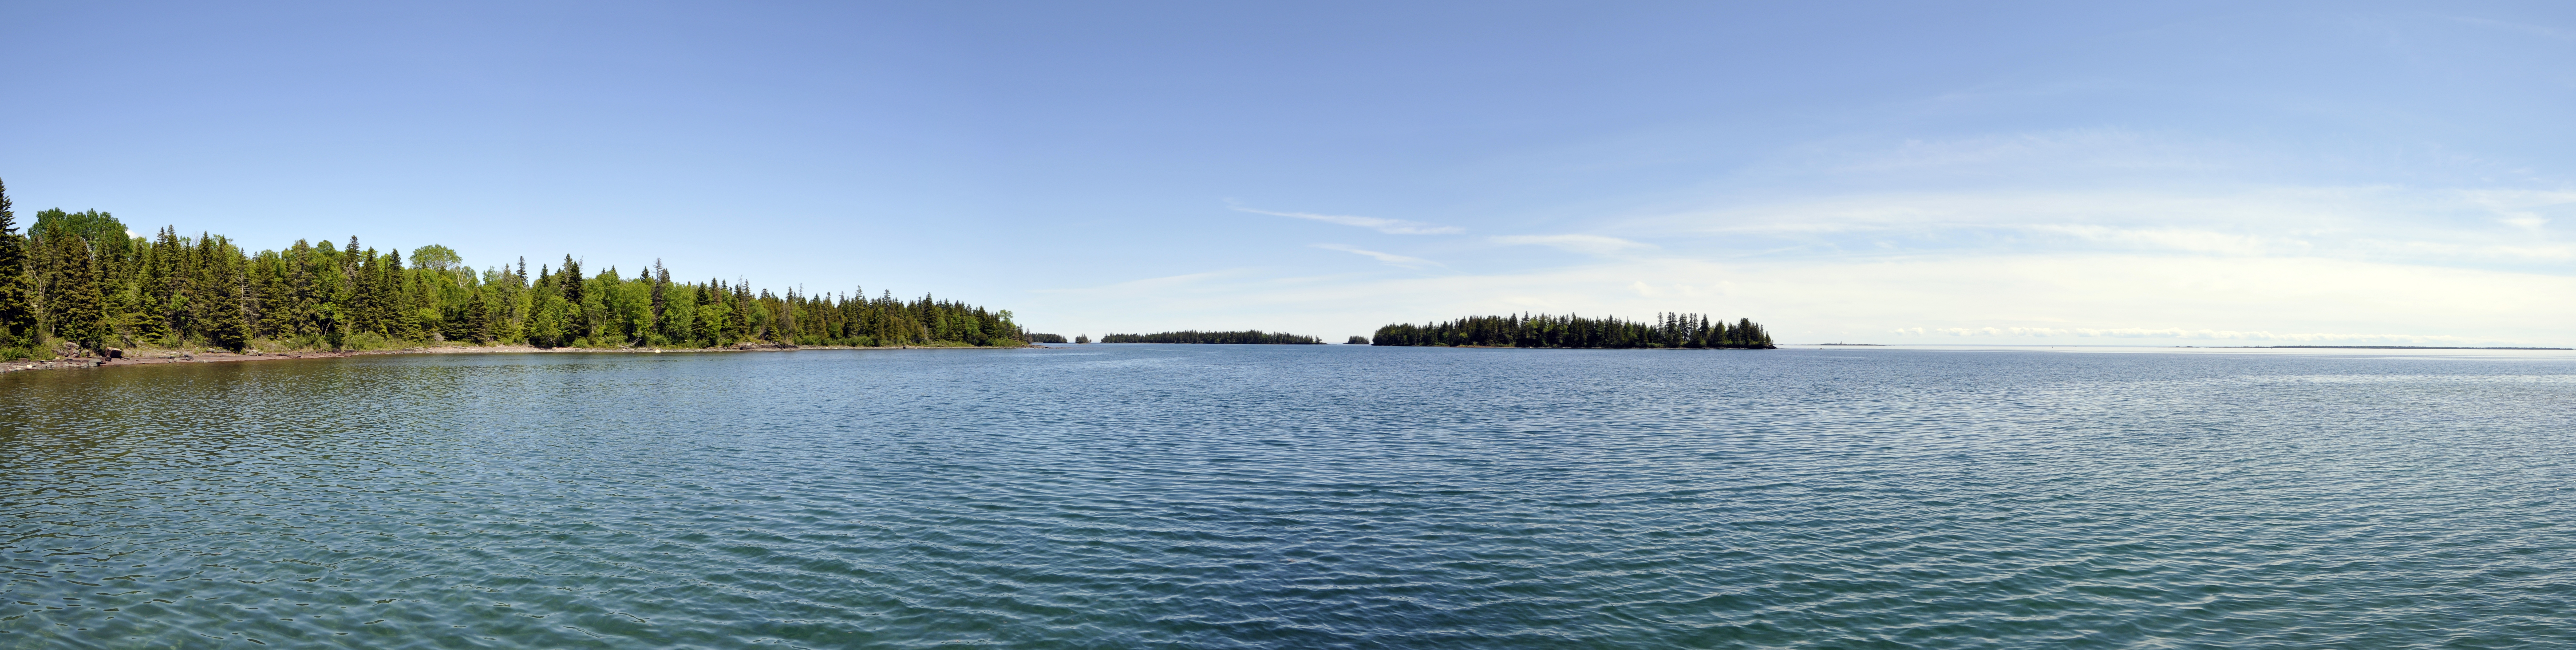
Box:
[0,342,54,361]
[410,244,462,272]
[31,208,127,245]
[1074,334,1091,344]
[45,233,106,352]
[1346,335,1370,344]
[0,179,31,348]
[1099,330,1324,344]
[0,181,1036,354]
[1372,312,1775,349]
[1026,333,1068,344]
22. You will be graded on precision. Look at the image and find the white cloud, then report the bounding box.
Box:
[2024,225,2292,255]
[1311,243,1442,268]
[1233,207,1464,235]
[1490,234,1656,255]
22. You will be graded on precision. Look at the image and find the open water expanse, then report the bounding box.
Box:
[2,344,2572,648]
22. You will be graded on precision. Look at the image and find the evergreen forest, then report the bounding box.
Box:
[1099,330,1325,344]
[1372,313,1774,349]
[0,180,1032,359]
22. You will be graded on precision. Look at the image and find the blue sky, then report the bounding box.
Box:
[5,2,2571,345]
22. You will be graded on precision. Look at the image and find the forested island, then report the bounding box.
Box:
[0,180,1031,360]
[1100,330,1325,344]
[1373,313,1774,349]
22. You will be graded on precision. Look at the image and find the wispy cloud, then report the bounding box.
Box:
[1489,234,1656,255]
[2025,225,2293,255]
[1235,207,1464,235]
[1312,243,1442,268]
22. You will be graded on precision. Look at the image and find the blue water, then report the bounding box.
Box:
[2,345,2572,648]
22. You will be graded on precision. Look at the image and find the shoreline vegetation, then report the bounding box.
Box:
[1099,330,1325,344]
[0,340,1022,374]
[1373,312,1776,349]
[0,179,1037,366]
[5,340,1020,371]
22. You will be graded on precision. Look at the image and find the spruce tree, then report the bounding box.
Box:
[49,234,105,353]
[466,289,491,344]
[559,256,585,343]
[0,179,30,348]
[196,237,248,351]
[649,259,667,343]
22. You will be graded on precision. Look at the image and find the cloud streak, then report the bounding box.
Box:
[1235,207,1464,234]
[1490,234,1656,255]
[1313,243,1443,268]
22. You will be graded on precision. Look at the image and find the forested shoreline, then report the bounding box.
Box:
[1100,330,1325,344]
[1373,313,1775,349]
[0,180,1031,360]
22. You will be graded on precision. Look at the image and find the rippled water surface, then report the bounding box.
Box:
[3,345,2574,648]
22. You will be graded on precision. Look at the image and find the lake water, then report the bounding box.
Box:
[2,344,2572,648]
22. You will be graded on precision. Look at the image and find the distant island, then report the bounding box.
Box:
[0,179,1035,361]
[1100,330,1325,344]
[1373,312,1774,349]
[2263,345,2571,350]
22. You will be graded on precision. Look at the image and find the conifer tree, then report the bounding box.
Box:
[649,259,667,342]
[465,290,491,344]
[559,256,586,342]
[0,179,30,347]
[198,237,249,351]
[48,234,105,352]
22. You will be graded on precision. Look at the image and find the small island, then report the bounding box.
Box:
[1099,330,1325,344]
[1372,312,1774,349]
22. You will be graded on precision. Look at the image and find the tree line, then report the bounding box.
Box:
[1372,312,1774,349]
[1099,330,1325,344]
[0,180,1032,358]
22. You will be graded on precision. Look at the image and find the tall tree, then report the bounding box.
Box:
[48,234,105,352]
[0,179,29,347]
[196,235,249,351]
